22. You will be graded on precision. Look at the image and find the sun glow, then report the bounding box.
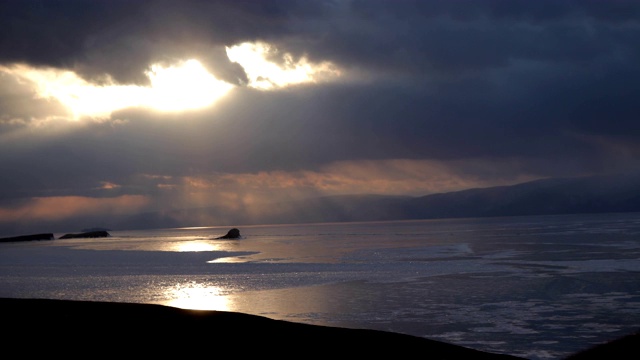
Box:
[1,41,341,120]
[1,59,233,119]
[145,59,233,111]
[226,41,340,90]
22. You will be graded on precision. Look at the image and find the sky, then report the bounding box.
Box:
[1,0,639,235]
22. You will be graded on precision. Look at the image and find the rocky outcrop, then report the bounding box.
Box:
[216,228,241,239]
[59,230,111,239]
[0,233,55,243]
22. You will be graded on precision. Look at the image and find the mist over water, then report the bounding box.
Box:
[1,213,639,359]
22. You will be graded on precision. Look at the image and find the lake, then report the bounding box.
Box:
[1,212,639,359]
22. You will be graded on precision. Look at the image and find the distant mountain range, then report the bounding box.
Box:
[405,172,640,219]
[3,172,640,236]
[162,172,640,227]
[260,172,640,224]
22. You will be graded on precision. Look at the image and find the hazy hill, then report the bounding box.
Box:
[262,172,640,224]
[123,172,640,229]
[404,172,640,220]
[3,172,640,236]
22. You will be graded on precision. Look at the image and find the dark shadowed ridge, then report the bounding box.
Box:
[1,297,523,359]
[1,298,637,358]
[58,230,111,239]
[564,330,640,359]
[0,233,53,243]
[404,172,640,220]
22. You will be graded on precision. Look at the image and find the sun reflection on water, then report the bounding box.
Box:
[165,283,230,311]
[174,241,218,252]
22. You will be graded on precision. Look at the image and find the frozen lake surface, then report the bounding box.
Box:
[1,213,640,359]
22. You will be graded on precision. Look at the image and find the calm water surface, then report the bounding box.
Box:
[1,213,639,359]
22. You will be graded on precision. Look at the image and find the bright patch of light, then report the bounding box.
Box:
[165,284,230,311]
[226,41,340,90]
[1,59,233,119]
[145,59,233,111]
[176,241,217,252]
[5,65,145,119]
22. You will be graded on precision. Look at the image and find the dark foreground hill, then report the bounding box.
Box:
[2,297,523,358]
[1,298,637,359]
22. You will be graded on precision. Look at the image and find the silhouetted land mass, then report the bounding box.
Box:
[1,298,636,358]
[215,228,241,239]
[0,298,520,358]
[565,331,640,359]
[59,230,110,239]
[404,172,640,219]
[302,172,640,222]
[0,230,111,243]
[0,233,54,243]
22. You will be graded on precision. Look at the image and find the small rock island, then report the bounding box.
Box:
[216,228,241,239]
[59,230,111,239]
[0,233,55,243]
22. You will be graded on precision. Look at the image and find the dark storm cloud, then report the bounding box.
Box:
[0,0,312,84]
[1,0,640,218]
[3,0,638,84]
[277,0,640,75]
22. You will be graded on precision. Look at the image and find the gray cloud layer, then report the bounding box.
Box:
[1,0,640,232]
